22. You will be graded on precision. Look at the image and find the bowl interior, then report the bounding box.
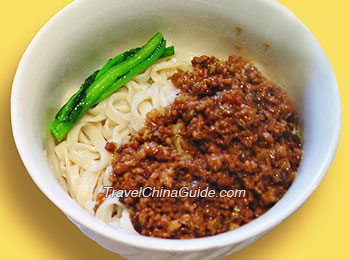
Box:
[11,0,340,252]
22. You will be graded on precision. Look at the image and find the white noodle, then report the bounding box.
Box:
[49,54,192,234]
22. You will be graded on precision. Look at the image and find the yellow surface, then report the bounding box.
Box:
[1,0,349,259]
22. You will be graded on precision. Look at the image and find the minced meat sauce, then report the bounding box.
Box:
[102,55,302,239]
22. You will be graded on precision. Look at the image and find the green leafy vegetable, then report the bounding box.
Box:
[50,33,174,142]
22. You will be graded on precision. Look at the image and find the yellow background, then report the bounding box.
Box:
[1,0,348,259]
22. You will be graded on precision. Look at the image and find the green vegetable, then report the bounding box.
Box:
[50,33,174,142]
[95,47,140,80]
[95,40,166,104]
[160,46,174,59]
[96,45,174,80]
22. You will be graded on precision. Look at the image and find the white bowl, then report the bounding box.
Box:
[11,0,341,259]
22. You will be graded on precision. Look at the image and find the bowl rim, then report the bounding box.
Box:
[11,0,341,252]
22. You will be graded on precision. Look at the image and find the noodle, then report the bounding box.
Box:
[50,53,192,233]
